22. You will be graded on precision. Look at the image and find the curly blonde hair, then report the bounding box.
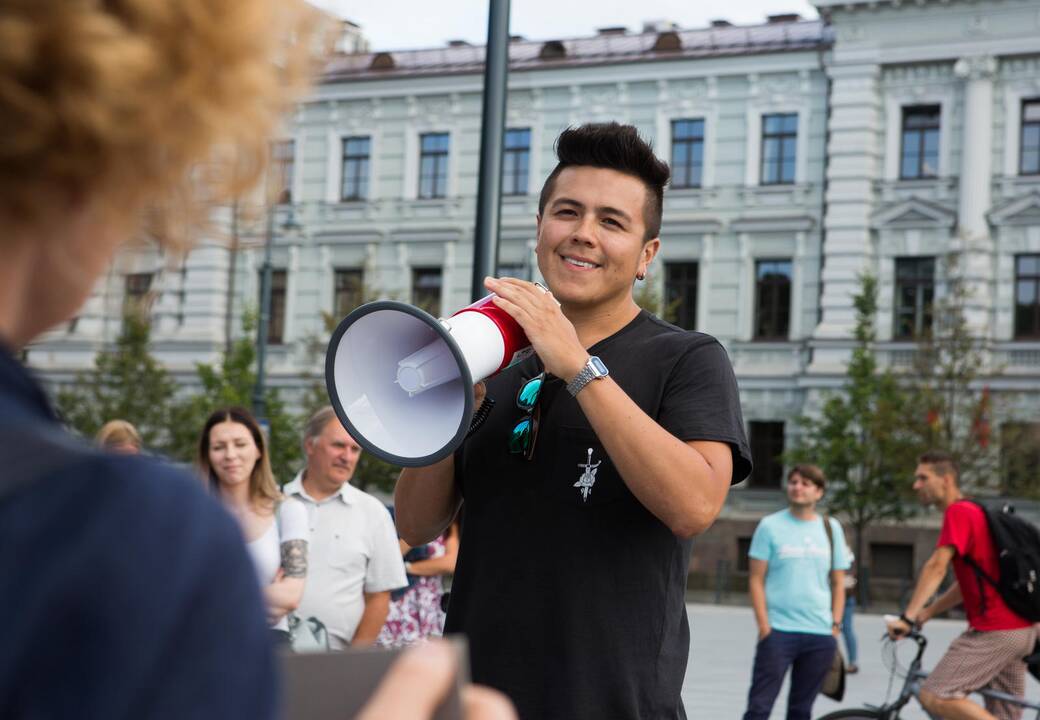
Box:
[96,419,142,451]
[0,0,327,244]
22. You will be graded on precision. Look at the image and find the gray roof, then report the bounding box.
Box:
[322,20,832,83]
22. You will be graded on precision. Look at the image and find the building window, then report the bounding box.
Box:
[754,260,792,340]
[894,257,935,340]
[341,136,370,201]
[664,262,698,331]
[1015,255,1040,339]
[1002,422,1040,495]
[748,421,785,488]
[736,537,753,573]
[412,267,442,317]
[1021,99,1040,176]
[502,128,531,196]
[261,269,287,345]
[760,113,797,185]
[334,268,364,318]
[268,140,294,204]
[900,106,940,180]
[419,132,449,199]
[124,272,153,320]
[670,119,704,189]
[871,543,914,579]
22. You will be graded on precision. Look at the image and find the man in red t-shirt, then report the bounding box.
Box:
[887,450,1036,720]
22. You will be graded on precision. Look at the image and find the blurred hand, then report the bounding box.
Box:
[355,640,517,720]
[757,626,771,641]
[474,381,486,407]
[886,617,911,640]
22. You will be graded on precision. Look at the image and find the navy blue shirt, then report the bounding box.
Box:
[0,344,277,719]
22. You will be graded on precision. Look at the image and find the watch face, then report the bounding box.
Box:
[590,356,608,376]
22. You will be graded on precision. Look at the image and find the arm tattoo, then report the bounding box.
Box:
[280,539,308,578]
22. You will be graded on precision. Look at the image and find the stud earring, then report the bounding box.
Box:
[636,272,646,281]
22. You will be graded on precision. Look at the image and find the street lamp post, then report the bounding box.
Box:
[252,203,275,420]
[470,0,511,302]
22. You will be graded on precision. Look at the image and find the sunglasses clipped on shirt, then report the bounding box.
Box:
[508,372,563,461]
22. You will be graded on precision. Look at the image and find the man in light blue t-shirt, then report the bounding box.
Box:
[742,464,850,720]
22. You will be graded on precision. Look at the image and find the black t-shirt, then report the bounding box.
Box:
[0,346,277,720]
[445,311,752,720]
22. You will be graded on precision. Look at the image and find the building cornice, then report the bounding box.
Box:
[320,21,831,84]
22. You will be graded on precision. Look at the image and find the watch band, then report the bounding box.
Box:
[567,356,608,397]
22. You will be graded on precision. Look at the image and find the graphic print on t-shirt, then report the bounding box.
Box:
[776,534,831,561]
[574,447,601,501]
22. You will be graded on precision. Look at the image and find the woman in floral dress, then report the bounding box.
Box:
[378,521,459,648]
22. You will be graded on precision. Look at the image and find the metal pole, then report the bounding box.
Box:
[470,0,510,302]
[225,199,239,356]
[253,204,275,419]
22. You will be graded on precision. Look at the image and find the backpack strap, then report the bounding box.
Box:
[823,516,838,620]
[960,499,998,615]
[823,515,835,568]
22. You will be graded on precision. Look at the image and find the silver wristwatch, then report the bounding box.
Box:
[566,356,609,397]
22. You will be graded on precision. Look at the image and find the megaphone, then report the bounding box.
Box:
[325,295,534,467]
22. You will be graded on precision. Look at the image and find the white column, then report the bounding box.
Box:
[953,55,998,338]
[812,62,883,364]
[954,55,997,242]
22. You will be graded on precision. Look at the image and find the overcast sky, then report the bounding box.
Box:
[310,0,819,52]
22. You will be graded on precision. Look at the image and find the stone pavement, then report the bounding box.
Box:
[682,603,1040,719]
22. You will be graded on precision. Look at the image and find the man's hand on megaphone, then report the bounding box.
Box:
[484,277,588,381]
[474,381,487,407]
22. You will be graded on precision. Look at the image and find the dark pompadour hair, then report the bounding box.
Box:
[537,123,670,240]
[918,450,960,481]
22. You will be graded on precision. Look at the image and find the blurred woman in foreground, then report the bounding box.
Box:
[0,1,320,716]
[0,1,512,715]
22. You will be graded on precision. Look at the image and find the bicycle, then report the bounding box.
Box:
[815,628,1040,719]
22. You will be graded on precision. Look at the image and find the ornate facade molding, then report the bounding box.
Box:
[954,54,997,81]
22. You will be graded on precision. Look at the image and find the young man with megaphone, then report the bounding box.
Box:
[395,122,752,720]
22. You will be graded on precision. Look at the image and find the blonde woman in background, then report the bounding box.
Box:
[95,419,142,454]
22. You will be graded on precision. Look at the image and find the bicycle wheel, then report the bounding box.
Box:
[815,710,882,720]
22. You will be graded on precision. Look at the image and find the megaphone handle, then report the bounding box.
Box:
[467,397,496,438]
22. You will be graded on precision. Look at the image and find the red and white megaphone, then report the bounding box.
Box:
[324,295,534,467]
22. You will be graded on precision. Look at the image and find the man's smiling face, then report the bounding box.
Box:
[535,165,659,312]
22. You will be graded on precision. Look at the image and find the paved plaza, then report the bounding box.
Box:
[682,603,1040,719]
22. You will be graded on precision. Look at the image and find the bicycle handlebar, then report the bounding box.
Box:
[884,627,928,669]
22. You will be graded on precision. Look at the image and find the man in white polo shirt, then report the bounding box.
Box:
[285,407,406,648]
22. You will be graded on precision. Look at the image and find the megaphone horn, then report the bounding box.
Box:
[325,295,534,468]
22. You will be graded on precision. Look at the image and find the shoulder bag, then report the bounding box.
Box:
[820,515,846,702]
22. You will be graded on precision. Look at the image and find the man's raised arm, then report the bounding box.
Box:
[394,456,461,546]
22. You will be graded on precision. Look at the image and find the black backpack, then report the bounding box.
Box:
[963,499,1040,622]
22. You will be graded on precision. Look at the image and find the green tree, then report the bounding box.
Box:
[906,251,1001,490]
[56,313,177,449]
[788,274,920,600]
[168,312,302,484]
